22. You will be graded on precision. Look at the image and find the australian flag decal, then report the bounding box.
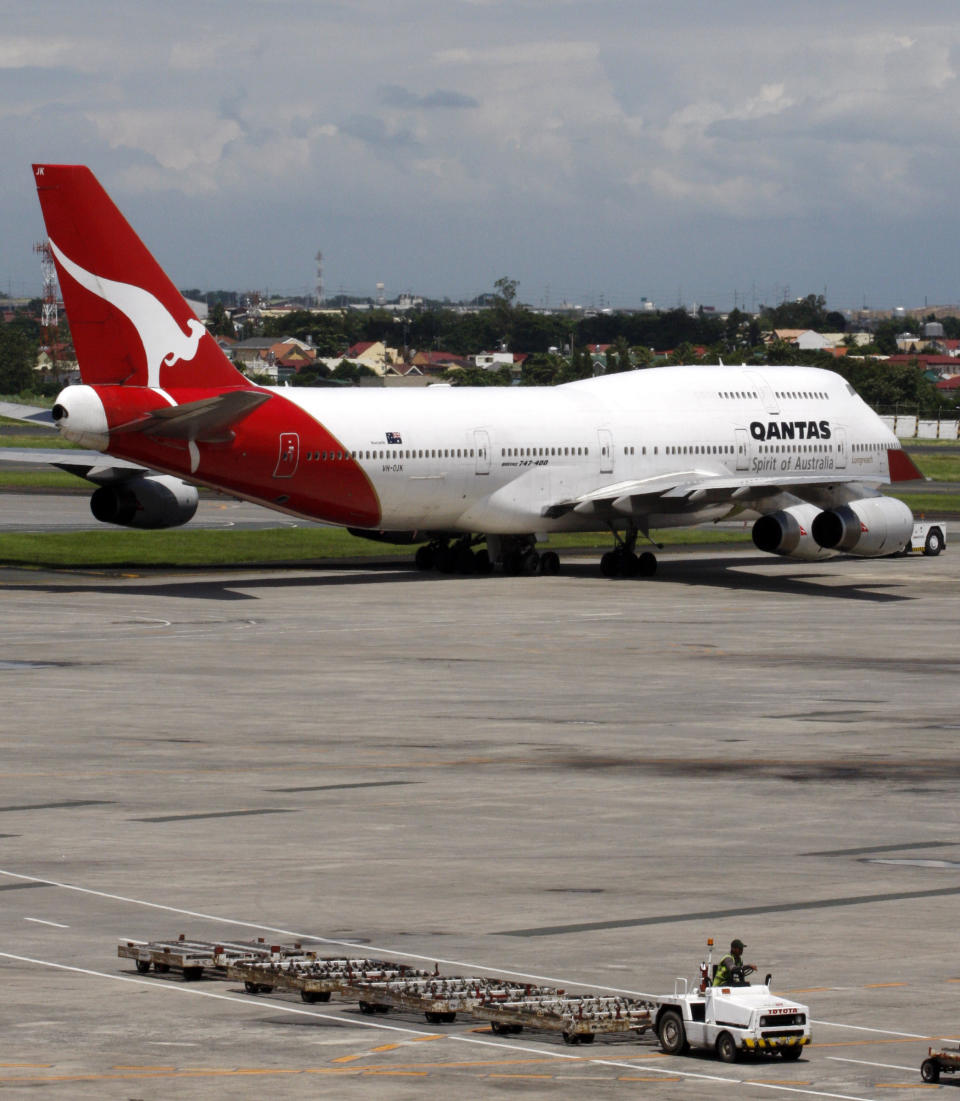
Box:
[386,431,402,444]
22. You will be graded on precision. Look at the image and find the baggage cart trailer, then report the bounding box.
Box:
[921,1044,960,1083]
[118,935,313,981]
[228,956,654,1042]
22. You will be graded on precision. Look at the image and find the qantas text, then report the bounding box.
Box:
[750,420,831,441]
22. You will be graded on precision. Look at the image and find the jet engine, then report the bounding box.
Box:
[811,496,914,557]
[752,503,834,561]
[90,475,199,529]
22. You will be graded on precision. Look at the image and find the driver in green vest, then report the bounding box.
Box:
[713,939,757,986]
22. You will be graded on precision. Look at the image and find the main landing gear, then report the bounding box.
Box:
[600,524,657,579]
[415,537,493,576]
[414,535,560,576]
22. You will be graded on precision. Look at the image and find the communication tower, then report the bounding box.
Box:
[34,240,60,378]
[315,250,323,306]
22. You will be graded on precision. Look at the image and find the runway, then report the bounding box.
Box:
[0,528,958,1097]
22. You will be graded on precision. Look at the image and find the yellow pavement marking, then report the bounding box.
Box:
[0,1064,53,1069]
[111,1065,176,1071]
[865,982,908,989]
[488,1074,554,1079]
[363,1070,428,1076]
[876,1084,938,1089]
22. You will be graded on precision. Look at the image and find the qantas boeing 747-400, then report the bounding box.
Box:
[13,163,927,576]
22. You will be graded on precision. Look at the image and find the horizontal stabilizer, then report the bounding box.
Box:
[121,389,272,443]
[0,446,148,484]
[0,401,55,426]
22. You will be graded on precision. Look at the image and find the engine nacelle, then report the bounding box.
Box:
[752,503,835,561]
[90,475,199,530]
[811,496,914,557]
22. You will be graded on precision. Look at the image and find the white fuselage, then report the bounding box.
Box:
[272,365,896,533]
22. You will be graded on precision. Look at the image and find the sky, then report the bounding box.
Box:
[2,0,959,314]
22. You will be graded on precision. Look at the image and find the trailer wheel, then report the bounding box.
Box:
[658,1010,688,1055]
[182,967,203,982]
[579,1033,595,1045]
[924,528,943,556]
[490,1022,523,1035]
[780,1045,803,1061]
[425,1011,456,1024]
[716,1031,738,1063]
[135,960,151,973]
[300,990,331,1004]
[921,1057,941,1083]
[155,963,170,973]
[562,1031,581,1045]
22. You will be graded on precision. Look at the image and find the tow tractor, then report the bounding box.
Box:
[902,519,946,557]
[654,940,811,1063]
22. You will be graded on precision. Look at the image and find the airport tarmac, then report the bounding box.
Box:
[0,490,299,532]
[1,530,960,1098]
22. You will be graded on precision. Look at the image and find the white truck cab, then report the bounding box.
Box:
[655,944,811,1063]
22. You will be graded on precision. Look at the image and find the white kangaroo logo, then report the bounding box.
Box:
[49,239,206,389]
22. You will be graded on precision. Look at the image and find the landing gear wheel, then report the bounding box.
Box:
[924,528,943,556]
[658,1010,688,1055]
[454,544,476,574]
[520,549,540,576]
[601,551,620,578]
[637,551,657,577]
[716,1031,738,1063]
[135,960,151,973]
[474,548,493,574]
[436,545,456,573]
[780,1045,803,1061]
[414,544,434,570]
[921,1057,940,1083]
[539,550,560,575]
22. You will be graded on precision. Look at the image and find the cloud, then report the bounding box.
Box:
[378,85,480,109]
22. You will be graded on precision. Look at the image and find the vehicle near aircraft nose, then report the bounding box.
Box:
[25,163,926,576]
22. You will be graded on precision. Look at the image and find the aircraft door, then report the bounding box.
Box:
[273,432,300,478]
[735,428,750,471]
[474,429,491,474]
[598,428,614,474]
[834,427,847,469]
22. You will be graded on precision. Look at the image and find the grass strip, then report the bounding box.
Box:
[0,525,759,570]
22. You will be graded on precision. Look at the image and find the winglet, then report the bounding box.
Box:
[887,447,924,482]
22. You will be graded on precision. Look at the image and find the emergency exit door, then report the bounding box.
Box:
[273,432,300,478]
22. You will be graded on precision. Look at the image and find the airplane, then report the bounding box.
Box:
[17,162,925,577]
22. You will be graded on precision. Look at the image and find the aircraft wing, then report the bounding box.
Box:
[547,457,915,520]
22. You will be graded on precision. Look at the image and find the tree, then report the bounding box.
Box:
[208,300,235,338]
[0,324,35,393]
[330,360,376,384]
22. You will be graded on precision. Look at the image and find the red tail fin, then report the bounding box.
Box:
[32,164,247,392]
